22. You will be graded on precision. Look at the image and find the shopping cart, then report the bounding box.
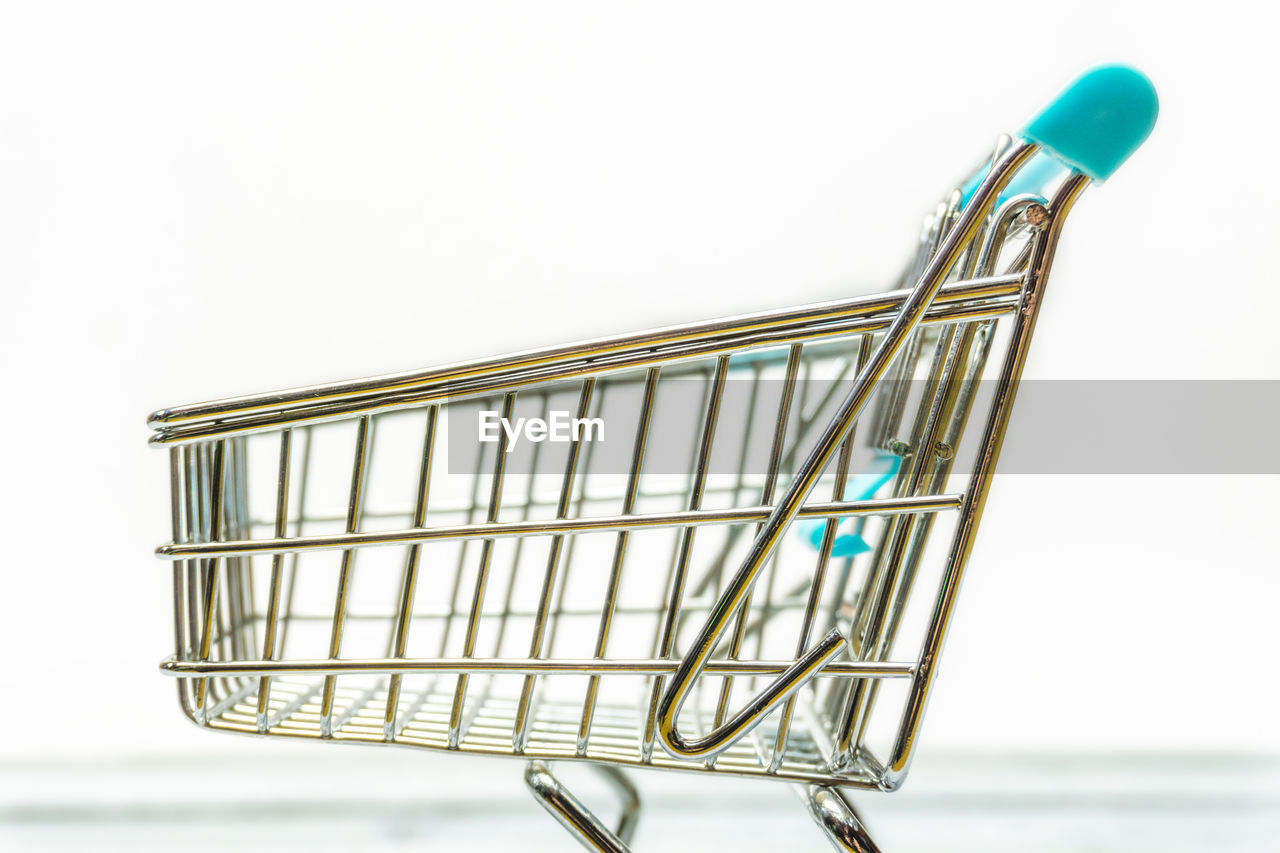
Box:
[150,66,1157,851]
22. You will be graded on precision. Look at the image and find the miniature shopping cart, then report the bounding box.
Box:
[150,66,1157,852]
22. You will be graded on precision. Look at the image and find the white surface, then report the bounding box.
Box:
[1,0,1277,784]
[2,750,1277,852]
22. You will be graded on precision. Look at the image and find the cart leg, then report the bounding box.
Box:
[525,761,640,852]
[806,785,882,853]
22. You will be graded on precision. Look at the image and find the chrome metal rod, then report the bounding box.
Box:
[319,415,373,737]
[150,275,1023,430]
[160,656,916,679]
[255,428,293,730]
[655,139,1038,761]
[879,172,1090,789]
[192,440,227,718]
[383,407,437,739]
[579,369,660,754]
[149,293,1021,446]
[642,356,731,760]
[449,392,516,748]
[708,342,805,767]
[514,378,597,752]
[769,426,858,772]
[525,762,638,852]
[805,785,882,853]
[157,494,963,560]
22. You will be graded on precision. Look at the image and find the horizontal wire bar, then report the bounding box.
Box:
[193,712,886,787]
[250,481,774,528]
[157,494,962,559]
[150,296,1020,446]
[209,593,820,625]
[160,656,915,679]
[150,275,1023,431]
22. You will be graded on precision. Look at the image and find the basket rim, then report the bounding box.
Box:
[147,273,1024,446]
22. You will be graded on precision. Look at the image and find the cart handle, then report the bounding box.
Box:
[1020,64,1157,183]
[655,66,1157,763]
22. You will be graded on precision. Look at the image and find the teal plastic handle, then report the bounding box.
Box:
[1020,64,1158,183]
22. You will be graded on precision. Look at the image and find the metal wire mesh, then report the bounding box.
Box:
[158,172,1057,788]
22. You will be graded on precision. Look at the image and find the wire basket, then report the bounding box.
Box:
[151,66,1157,852]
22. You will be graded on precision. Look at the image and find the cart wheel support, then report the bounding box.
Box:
[806,785,882,853]
[525,761,641,852]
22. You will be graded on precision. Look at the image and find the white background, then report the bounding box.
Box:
[1,1,1277,848]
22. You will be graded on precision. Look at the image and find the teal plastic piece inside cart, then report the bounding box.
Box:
[799,452,903,557]
[1019,65,1158,183]
[731,348,793,367]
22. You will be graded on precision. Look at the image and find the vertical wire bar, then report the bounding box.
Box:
[392,402,489,736]
[854,211,1015,664]
[868,192,959,453]
[708,344,801,768]
[204,442,232,710]
[576,369,660,754]
[194,445,214,700]
[768,427,856,772]
[215,443,240,706]
[851,324,952,654]
[641,356,731,760]
[873,190,961,453]
[436,409,493,658]
[820,334,876,633]
[215,442,238,675]
[384,407,438,739]
[841,187,1063,768]
[219,442,240,666]
[193,440,227,720]
[876,325,974,633]
[688,361,764,599]
[219,440,242,667]
[747,346,805,672]
[448,392,516,748]
[839,348,952,742]
[239,439,258,663]
[457,397,549,745]
[169,447,187,658]
[881,175,1088,788]
[255,429,293,731]
[170,446,197,714]
[184,447,201,662]
[275,426,312,657]
[543,383,607,660]
[513,379,596,751]
[320,416,374,737]
[836,321,969,758]
[645,366,714,639]
[651,139,1035,754]
[843,317,998,757]
[232,437,256,665]
[492,396,546,657]
[774,356,857,478]
[184,446,205,712]
[818,335,876,727]
[227,438,255,700]
[848,485,903,656]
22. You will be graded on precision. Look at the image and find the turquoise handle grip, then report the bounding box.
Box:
[1019,64,1158,183]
